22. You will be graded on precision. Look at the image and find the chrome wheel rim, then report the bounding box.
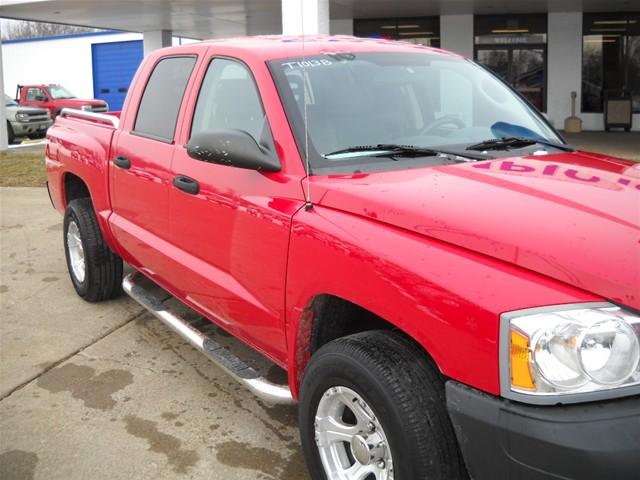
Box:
[67,221,85,283]
[315,386,394,480]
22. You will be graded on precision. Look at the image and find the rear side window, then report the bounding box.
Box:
[134,56,196,142]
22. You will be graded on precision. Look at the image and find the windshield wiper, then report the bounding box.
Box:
[324,144,489,161]
[466,137,574,152]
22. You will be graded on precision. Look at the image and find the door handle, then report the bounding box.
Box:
[173,175,200,195]
[113,156,131,169]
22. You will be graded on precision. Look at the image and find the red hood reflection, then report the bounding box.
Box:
[311,152,640,309]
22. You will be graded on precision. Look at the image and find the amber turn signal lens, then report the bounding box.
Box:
[510,330,536,390]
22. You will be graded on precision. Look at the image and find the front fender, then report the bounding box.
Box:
[285,206,600,398]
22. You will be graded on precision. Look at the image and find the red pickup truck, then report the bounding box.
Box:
[18,84,108,118]
[45,36,639,480]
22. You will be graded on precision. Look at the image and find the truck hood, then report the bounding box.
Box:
[6,105,49,115]
[311,152,640,309]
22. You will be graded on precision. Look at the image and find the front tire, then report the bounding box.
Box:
[6,122,15,145]
[63,198,123,302]
[299,331,467,480]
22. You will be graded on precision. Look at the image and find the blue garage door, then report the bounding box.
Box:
[92,40,143,111]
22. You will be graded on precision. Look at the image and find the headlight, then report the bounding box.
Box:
[16,112,29,121]
[501,302,640,404]
[80,105,92,111]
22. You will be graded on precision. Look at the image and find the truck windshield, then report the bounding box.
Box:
[268,52,562,173]
[4,94,18,107]
[46,85,76,99]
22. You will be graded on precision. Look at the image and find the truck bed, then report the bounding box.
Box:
[45,109,118,235]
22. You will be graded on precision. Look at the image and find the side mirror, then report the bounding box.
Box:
[35,95,48,102]
[186,129,281,172]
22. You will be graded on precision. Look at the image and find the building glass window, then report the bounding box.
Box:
[582,13,640,113]
[474,15,548,112]
[354,17,440,47]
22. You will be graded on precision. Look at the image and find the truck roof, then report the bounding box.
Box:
[154,35,462,62]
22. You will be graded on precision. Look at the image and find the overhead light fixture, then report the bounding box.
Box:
[584,39,618,43]
[380,25,397,29]
[491,29,529,33]
[397,24,420,29]
[591,27,627,32]
[593,20,636,25]
[398,31,433,36]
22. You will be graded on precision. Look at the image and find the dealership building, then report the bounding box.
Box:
[1,0,638,149]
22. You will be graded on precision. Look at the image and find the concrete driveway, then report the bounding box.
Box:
[0,187,308,480]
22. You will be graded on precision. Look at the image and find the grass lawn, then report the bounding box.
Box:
[0,149,47,187]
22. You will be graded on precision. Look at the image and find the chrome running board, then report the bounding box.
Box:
[122,272,295,405]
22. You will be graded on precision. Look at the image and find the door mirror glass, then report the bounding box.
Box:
[188,57,281,172]
[35,95,48,102]
[186,128,281,172]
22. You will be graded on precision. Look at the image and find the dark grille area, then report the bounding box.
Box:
[19,111,50,123]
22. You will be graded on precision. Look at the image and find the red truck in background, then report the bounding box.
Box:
[45,36,640,480]
[17,84,108,118]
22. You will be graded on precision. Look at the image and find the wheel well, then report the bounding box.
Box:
[292,294,439,395]
[64,173,90,206]
[309,295,394,354]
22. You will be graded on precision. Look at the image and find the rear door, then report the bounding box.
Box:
[109,55,197,283]
[168,56,304,363]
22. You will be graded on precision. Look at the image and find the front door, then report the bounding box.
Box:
[109,55,197,282]
[168,56,300,363]
[23,86,50,111]
[476,45,546,112]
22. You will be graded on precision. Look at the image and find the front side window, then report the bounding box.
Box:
[269,52,560,173]
[134,56,196,142]
[46,85,76,99]
[26,88,46,102]
[191,58,265,142]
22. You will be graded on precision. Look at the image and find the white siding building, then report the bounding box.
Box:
[2,32,198,110]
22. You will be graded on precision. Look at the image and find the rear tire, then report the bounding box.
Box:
[63,198,123,302]
[299,330,468,480]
